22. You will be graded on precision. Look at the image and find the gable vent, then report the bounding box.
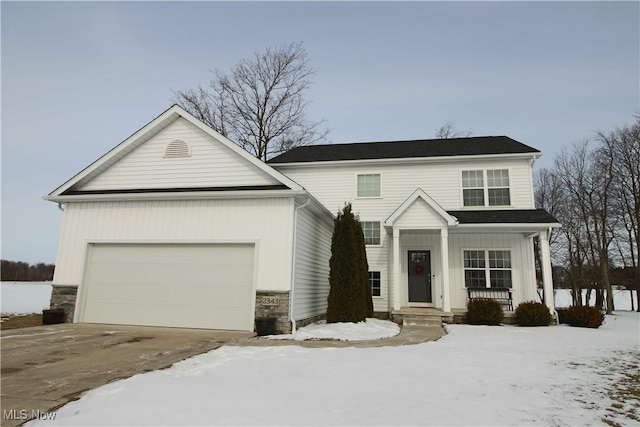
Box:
[164,140,191,158]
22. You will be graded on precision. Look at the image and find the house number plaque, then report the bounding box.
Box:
[261,296,280,306]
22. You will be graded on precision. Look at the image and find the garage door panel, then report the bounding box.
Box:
[82,244,255,330]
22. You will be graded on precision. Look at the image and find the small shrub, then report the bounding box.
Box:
[565,305,605,328]
[466,298,504,325]
[515,301,552,326]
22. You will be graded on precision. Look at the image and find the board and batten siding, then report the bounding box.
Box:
[291,204,333,321]
[274,157,535,216]
[80,118,280,191]
[447,232,538,309]
[53,198,295,292]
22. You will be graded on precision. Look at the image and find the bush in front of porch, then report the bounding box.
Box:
[515,301,552,326]
[466,298,504,325]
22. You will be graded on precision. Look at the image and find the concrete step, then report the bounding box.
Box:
[402,315,443,327]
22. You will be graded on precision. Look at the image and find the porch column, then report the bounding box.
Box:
[392,228,402,310]
[539,229,555,312]
[440,228,451,312]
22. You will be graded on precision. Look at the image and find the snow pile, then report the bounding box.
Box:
[268,317,400,341]
[1,282,52,314]
[30,312,639,426]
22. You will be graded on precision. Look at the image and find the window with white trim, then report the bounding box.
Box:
[361,222,381,245]
[369,271,381,297]
[462,169,510,206]
[357,174,381,197]
[463,250,512,288]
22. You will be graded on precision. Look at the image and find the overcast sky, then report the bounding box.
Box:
[2,1,638,264]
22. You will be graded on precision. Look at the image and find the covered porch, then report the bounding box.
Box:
[384,189,560,324]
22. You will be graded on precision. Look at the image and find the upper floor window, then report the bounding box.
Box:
[361,221,381,245]
[462,169,510,207]
[357,174,381,197]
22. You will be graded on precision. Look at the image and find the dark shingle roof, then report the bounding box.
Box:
[268,136,540,164]
[447,209,560,225]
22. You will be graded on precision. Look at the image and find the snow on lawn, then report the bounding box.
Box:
[32,313,639,427]
[268,317,400,341]
[1,282,52,314]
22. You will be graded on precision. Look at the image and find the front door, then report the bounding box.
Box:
[408,250,432,303]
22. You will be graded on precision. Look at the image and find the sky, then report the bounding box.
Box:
[1,1,638,264]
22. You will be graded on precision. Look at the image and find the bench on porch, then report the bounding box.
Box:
[467,287,513,311]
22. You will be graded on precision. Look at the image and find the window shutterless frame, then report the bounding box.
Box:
[460,169,511,207]
[356,173,382,198]
[462,249,513,288]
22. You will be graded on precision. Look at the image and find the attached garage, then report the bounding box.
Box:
[79,243,256,331]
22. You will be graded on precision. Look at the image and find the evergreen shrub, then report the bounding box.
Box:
[326,204,372,323]
[514,301,552,326]
[466,298,504,325]
[564,306,605,328]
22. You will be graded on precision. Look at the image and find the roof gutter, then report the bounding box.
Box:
[43,189,307,203]
[270,152,541,168]
[289,196,311,334]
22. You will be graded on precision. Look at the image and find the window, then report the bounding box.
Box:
[357,174,381,197]
[463,250,512,288]
[369,271,381,297]
[487,169,511,206]
[462,169,510,207]
[361,222,381,245]
[462,170,485,206]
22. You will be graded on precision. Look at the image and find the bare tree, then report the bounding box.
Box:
[553,141,616,313]
[435,122,473,139]
[174,42,328,161]
[598,116,640,311]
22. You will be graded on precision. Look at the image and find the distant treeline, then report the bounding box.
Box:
[1,260,55,282]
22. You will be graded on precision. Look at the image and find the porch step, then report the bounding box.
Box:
[402,315,443,327]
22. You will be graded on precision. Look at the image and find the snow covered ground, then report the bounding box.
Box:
[29,311,639,426]
[555,288,638,310]
[0,282,52,314]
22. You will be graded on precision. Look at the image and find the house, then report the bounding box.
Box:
[268,138,561,323]
[46,105,560,333]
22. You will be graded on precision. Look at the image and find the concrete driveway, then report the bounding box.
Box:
[1,323,253,426]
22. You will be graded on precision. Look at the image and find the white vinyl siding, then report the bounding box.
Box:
[292,204,333,322]
[52,198,295,294]
[275,158,533,215]
[80,118,280,191]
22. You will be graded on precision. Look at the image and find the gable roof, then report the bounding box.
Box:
[46,105,304,201]
[268,136,540,164]
[386,188,458,227]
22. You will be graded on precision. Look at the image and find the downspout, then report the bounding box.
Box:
[289,197,311,334]
[57,203,65,211]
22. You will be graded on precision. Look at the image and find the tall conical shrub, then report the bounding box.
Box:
[327,203,373,323]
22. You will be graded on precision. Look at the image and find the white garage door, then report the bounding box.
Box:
[81,243,255,330]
